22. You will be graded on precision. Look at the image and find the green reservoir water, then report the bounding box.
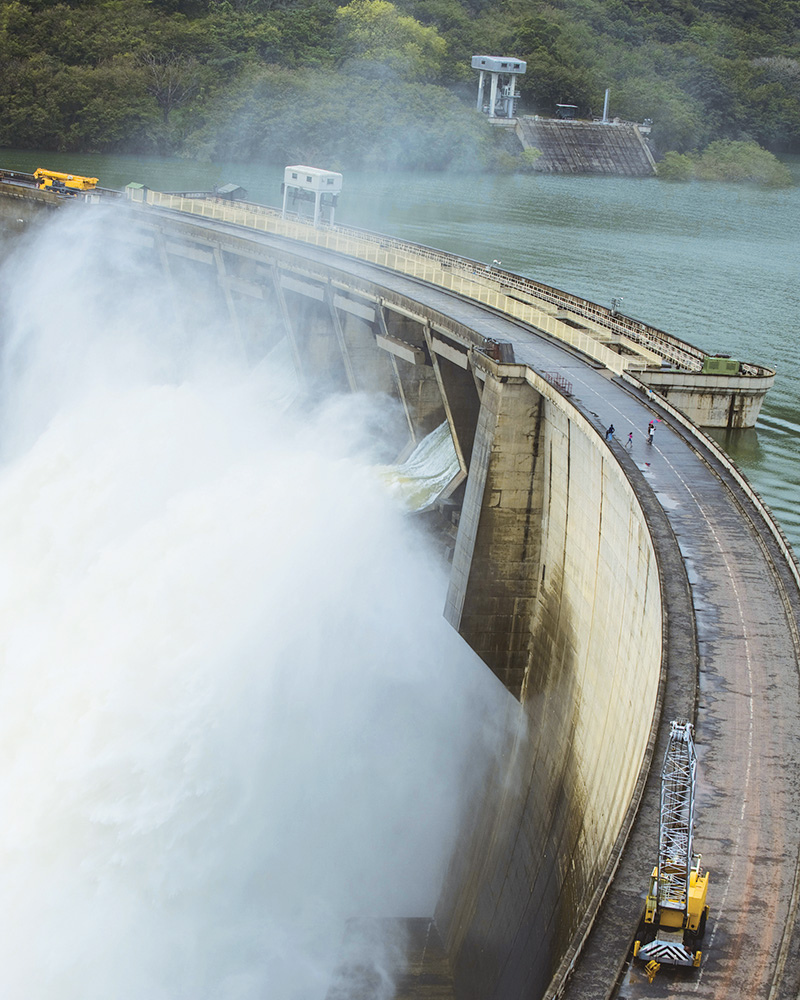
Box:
[2,148,798,550]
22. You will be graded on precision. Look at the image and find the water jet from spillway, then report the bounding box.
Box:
[0,209,510,1000]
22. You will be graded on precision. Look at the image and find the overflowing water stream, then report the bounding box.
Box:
[0,208,509,998]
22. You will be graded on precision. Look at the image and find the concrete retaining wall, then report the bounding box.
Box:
[440,366,662,1000]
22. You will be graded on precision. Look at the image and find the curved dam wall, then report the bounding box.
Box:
[440,361,662,999]
[0,190,664,999]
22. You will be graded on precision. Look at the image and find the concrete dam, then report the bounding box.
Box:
[2,182,800,1000]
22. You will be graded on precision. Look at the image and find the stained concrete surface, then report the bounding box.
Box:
[515,119,656,176]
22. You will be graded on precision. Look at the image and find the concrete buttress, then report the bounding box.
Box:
[446,370,545,696]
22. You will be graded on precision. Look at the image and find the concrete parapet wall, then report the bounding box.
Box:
[441,365,661,1000]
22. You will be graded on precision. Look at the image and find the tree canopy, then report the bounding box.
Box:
[336,0,448,81]
[0,0,797,167]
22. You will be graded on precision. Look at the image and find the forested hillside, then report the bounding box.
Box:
[0,0,798,169]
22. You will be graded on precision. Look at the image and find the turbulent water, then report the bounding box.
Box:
[377,422,461,513]
[0,209,509,999]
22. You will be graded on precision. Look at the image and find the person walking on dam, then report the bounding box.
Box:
[626,431,634,449]
[647,421,655,446]
[606,424,615,442]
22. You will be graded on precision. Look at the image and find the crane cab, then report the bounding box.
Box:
[635,857,709,967]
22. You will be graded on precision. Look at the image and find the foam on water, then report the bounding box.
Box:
[0,210,509,999]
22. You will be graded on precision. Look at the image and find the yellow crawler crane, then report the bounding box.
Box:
[633,720,710,969]
[33,168,98,193]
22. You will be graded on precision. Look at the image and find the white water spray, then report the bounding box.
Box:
[0,209,510,999]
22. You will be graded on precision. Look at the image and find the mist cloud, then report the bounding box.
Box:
[0,208,511,999]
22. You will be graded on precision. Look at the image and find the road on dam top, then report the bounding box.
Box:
[165,212,800,1000]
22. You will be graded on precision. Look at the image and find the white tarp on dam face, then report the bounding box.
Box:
[376,422,461,513]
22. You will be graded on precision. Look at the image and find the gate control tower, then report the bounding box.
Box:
[281,165,342,227]
[472,55,526,119]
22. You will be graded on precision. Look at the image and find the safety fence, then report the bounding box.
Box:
[131,188,691,378]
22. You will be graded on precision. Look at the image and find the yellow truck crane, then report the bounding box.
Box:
[633,720,710,968]
[33,168,98,194]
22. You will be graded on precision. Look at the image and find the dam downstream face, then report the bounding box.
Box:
[0,211,510,999]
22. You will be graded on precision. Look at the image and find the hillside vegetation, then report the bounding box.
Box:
[0,0,798,171]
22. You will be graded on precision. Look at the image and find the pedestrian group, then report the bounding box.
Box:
[604,420,657,447]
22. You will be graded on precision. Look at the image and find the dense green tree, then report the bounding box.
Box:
[694,138,794,183]
[658,139,793,184]
[335,0,448,81]
[0,53,156,150]
[0,0,798,165]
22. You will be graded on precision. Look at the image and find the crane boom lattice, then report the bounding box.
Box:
[658,720,696,912]
[634,719,709,969]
